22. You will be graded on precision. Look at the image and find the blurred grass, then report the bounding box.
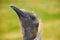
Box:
[0,0,60,40]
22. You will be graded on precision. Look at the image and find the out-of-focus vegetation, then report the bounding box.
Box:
[0,0,60,40]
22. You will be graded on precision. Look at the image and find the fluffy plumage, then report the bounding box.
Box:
[10,5,39,40]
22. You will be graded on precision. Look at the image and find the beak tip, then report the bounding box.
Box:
[10,4,16,8]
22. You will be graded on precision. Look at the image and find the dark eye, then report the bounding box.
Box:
[31,16,35,20]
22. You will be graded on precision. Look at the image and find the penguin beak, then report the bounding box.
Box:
[10,5,26,18]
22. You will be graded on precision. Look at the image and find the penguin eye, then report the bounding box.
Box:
[31,16,36,20]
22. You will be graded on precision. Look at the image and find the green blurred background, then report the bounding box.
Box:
[0,0,60,40]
